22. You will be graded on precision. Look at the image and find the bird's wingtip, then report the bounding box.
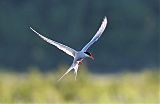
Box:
[29,27,36,33]
[29,26,33,30]
[104,16,107,22]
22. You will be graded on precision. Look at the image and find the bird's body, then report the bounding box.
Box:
[30,17,108,81]
[75,51,87,61]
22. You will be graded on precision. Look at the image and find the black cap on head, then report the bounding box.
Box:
[84,51,92,56]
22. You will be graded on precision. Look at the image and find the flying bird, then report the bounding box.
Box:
[30,16,107,81]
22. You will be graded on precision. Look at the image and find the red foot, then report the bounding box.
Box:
[78,61,83,65]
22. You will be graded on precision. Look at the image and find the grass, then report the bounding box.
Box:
[0,66,159,104]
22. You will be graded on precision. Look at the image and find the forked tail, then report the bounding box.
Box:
[57,66,73,81]
[57,62,79,81]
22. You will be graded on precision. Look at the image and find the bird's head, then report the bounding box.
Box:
[84,51,94,60]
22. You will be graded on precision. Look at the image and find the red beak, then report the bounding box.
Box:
[89,55,94,60]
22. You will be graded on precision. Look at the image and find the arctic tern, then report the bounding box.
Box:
[30,17,107,81]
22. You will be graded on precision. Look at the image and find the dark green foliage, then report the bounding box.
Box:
[0,0,158,72]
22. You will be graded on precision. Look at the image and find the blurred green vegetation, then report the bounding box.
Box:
[0,0,158,72]
[0,66,159,103]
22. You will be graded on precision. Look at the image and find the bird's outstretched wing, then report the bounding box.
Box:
[30,27,77,57]
[81,17,107,52]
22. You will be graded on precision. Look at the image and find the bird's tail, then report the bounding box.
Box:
[57,62,79,81]
[57,66,73,81]
[73,63,79,80]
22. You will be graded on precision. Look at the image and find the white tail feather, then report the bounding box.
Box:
[57,62,79,81]
[57,66,73,81]
[74,63,79,80]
